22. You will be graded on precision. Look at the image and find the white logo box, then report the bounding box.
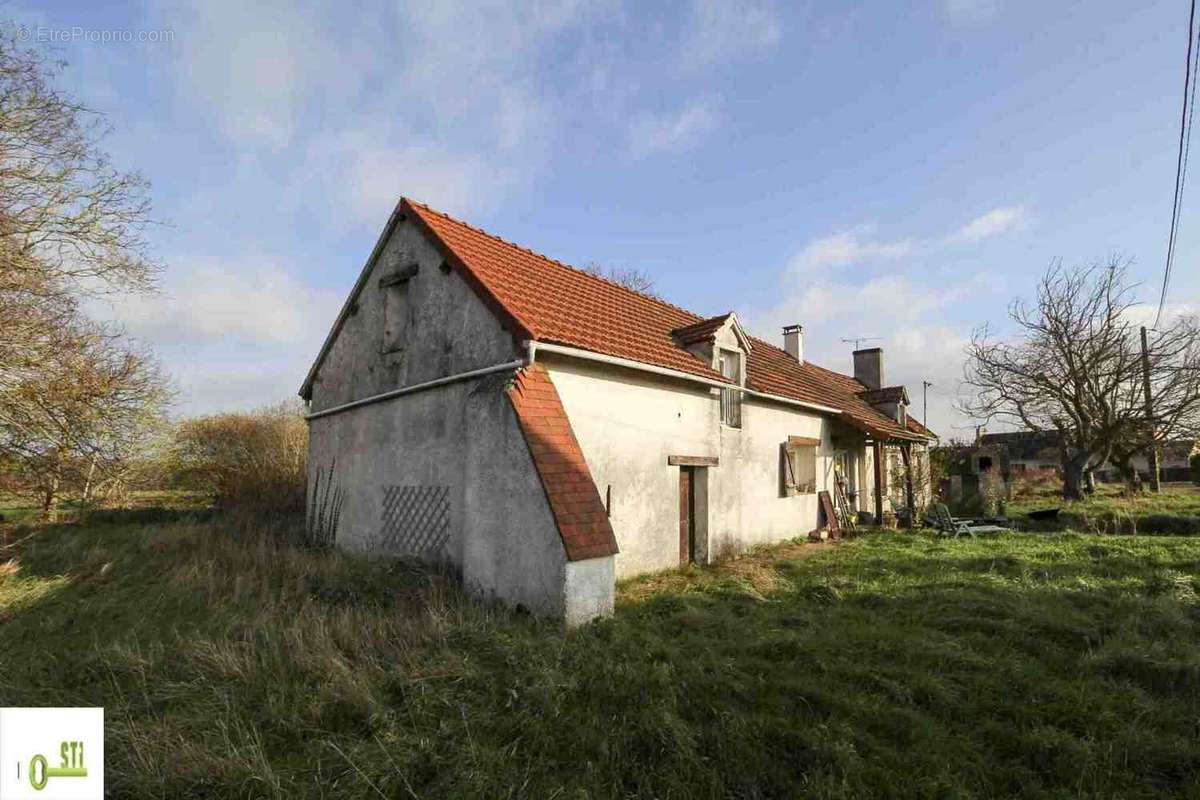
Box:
[0,708,104,800]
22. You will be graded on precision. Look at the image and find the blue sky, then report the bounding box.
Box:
[8,0,1199,437]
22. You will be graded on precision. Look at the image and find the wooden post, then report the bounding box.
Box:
[1141,326,1162,492]
[872,440,884,524]
[900,443,915,525]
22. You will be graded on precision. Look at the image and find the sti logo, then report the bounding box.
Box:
[0,708,104,800]
[27,741,88,791]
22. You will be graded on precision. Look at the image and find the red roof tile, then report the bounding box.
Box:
[671,313,734,345]
[399,198,930,442]
[906,416,936,439]
[508,363,619,562]
[858,386,909,405]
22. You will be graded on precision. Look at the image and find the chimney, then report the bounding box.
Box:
[782,324,804,362]
[853,347,884,390]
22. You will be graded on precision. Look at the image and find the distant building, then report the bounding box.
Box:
[950,430,1197,496]
[977,431,1061,476]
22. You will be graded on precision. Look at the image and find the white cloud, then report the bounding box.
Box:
[950,206,1026,243]
[786,207,1026,277]
[758,274,964,330]
[677,0,782,71]
[626,98,721,158]
[395,1,600,125]
[306,126,520,226]
[101,258,340,347]
[160,0,355,147]
[788,228,913,274]
[942,0,1000,26]
[171,358,312,414]
[155,0,603,228]
[1122,300,1197,330]
[91,257,345,411]
[748,273,974,437]
[747,209,1025,436]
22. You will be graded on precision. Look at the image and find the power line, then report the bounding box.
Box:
[1157,0,1199,328]
[1166,8,1200,324]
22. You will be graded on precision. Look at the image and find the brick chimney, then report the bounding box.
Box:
[782,324,804,363]
[853,347,883,390]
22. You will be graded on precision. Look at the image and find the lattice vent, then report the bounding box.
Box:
[379,485,450,556]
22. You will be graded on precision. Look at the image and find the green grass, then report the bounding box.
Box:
[0,490,210,524]
[3,518,1200,798]
[1007,481,1200,534]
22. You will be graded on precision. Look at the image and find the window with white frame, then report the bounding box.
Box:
[718,348,742,428]
[781,438,818,496]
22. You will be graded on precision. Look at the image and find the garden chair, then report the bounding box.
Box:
[927,503,1008,538]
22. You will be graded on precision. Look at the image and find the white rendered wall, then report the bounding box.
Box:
[544,355,836,579]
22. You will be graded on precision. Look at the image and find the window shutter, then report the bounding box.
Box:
[780,442,797,497]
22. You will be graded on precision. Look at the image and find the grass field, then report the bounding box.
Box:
[1008,481,1200,534]
[3,517,1200,798]
[0,490,211,524]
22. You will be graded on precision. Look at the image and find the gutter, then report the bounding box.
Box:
[305,359,526,421]
[304,339,904,428]
[531,341,845,416]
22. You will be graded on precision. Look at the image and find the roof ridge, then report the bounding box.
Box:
[404,197,706,323]
[744,333,858,383]
[393,198,928,441]
[672,311,733,332]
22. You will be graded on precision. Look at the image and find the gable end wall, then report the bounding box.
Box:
[306,219,613,620]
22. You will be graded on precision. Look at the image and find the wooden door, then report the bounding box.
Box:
[678,467,693,563]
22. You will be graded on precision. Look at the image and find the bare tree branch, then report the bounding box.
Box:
[960,257,1200,499]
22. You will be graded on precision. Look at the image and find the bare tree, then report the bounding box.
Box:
[0,31,157,302]
[961,259,1200,499]
[0,323,170,516]
[0,31,168,516]
[1,31,158,380]
[582,261,659,298]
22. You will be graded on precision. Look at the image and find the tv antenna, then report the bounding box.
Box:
[840,336,880,350]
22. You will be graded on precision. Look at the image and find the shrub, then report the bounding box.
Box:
[171,402,307,515]
[1190,452,1200,485]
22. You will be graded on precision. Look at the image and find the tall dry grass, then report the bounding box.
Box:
[6,518,1200,797]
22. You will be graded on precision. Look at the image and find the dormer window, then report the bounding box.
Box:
[719,348,742,428]
[671,313,751,430]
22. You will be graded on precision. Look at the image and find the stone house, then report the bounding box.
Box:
[299,198,936,624]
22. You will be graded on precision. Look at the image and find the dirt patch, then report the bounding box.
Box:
[618,537,840,604]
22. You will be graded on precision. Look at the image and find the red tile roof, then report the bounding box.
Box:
[671,313,735,345]
[906,416,936,439]
[406,200,728,383]
[858,386,909,405]
[395,198,930,442]
[508,363,619,562]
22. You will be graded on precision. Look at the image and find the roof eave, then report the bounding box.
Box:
[298,200,409,400]
[298,197,538,402]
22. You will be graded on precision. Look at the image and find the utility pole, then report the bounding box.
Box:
[1141,326,1162,492]
[922,381,933,427]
